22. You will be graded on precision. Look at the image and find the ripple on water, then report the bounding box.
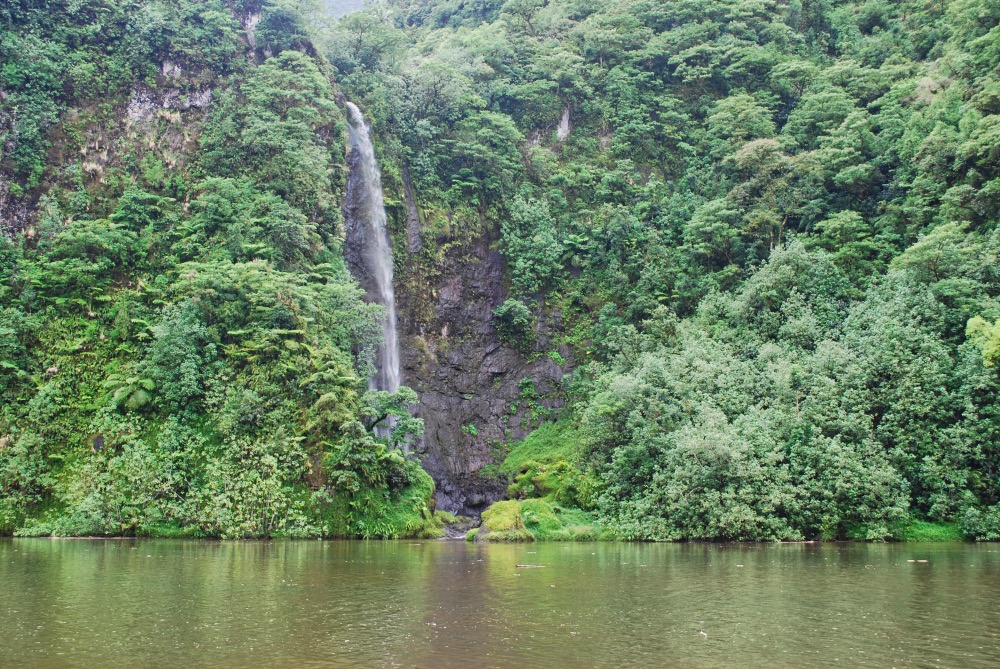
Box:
[1,540,999,668]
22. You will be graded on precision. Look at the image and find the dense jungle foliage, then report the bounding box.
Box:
[0,0,435,538]
[3,0,1000,540]
[326,0,1000,541]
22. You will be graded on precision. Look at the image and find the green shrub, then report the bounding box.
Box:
[493,298,535,350]
[320,463,437,539]
[962,506,1000,541]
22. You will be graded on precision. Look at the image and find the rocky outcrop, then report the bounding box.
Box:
[243,13,262,50]
[125,84,213,125]
[400,162,422,254]
[557,106,571,141]
[343,113,572,517]
[395,224,569,516]
[0,92,33,236]
[0,179,33,237]
[3,82,210,237]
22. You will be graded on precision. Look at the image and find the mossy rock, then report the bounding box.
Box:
[507,460,575,500]
[476,500,535,542]
[520,498,562,535]
[474,498,603,542]
[521,498,601,540]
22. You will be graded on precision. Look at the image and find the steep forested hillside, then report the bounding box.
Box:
[3,0,1000,540]
[327,0,1000,541]
[0,1,437,539]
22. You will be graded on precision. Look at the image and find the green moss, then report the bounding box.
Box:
[521,498,601,541]
[465,527,479,542]
[507,460,569,498]
[481,529,535,542]
[476,498,603,542]
[501,420,581,475]
[481,500,523,532]
[477,500,535,542]
[896,520,964,542]
[501,420,599,508]
[520,498,562,535]
[479,422,604,542]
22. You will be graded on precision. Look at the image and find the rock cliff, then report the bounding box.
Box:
[394,219,569,516]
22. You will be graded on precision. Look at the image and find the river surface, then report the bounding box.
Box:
[1,540,998,668]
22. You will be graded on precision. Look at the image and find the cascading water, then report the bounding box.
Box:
[344,102,401,396]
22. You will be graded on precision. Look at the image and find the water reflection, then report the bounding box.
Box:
[1,540,998,668]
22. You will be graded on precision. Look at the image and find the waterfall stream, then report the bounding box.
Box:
[345,102,401,396]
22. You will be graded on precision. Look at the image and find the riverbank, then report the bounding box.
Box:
[0,503,976,543]
[465,497,973,543]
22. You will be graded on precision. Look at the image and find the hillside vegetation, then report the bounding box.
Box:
[329,0,1000,541]
[0,1,434,538]
[3,0,1000,540]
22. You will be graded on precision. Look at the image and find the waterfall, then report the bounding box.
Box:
[344,101,401,396]
[557,106,571,141]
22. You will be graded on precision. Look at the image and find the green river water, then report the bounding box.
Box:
[1,539,998,668]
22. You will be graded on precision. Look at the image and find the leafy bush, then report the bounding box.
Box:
[962,506,1000,541]
[500,197,563,295]
[493,298,535,350]
[320,462,438,539]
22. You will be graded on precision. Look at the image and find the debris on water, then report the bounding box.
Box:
[516,564,545,568]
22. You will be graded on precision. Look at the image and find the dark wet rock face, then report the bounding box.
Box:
[396,229,568,516]
[342,132,377,298]
[1,101,34,236]
[400,162,422,254]
[0,180,33,237]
